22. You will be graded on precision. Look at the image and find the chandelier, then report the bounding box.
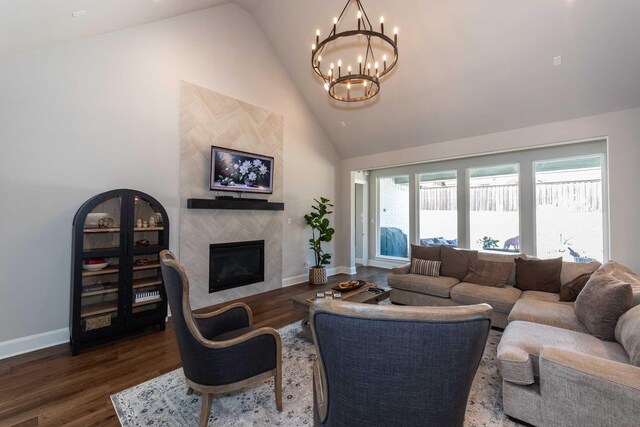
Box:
[311,0,399,102]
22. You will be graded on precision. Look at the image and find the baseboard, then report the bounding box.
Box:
[282,266,357,287]
[355,258,363,264]
[0,328,69,360]
[367,258,407,269]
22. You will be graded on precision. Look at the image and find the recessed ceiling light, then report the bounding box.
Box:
[72,10,87,18]
[553,56,562,66]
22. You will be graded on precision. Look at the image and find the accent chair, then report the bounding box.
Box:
[159,250,282,427]
[310,299,492,427]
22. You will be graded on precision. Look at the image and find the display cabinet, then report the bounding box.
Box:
[70,189,169,355]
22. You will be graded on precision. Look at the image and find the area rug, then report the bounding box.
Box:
[111,323,519,426]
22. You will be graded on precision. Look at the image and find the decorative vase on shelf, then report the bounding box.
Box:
[244,177,257,187]
[309,266,328,285]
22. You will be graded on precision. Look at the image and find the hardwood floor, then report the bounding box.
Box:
[0,267,389,426]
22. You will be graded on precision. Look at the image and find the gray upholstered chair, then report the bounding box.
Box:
[159,250,282,427]
[310,299,492,427]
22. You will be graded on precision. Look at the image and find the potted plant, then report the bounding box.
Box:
[477,236,500,250]
[304,197,335,285]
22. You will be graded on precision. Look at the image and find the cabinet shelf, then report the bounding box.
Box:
[132,246,165,256]
[132,263,161,271]
[133,278,163,289]
[132,298,162,307]
[82,286,119,297]
[84,228,121,234]
[82,266,119,277]
[134,227,164,232]
[81,302,118,318]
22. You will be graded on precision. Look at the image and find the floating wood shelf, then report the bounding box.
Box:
[187,198,284,211]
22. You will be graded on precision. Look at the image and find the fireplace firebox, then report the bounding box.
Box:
[209,240,265,293]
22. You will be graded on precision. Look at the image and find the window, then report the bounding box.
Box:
[378,176,410,258]
[418,171,457,247]
[469,165,520,253]
[534,156,604,262]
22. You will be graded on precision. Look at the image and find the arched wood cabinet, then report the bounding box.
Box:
[70,189,169,355]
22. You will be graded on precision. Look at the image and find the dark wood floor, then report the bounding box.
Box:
[0,267,389,427]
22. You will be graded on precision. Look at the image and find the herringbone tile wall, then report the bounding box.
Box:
[180,81,283,309]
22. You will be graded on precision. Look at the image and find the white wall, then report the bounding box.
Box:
[338,107,640,272]
[0,4,341,351]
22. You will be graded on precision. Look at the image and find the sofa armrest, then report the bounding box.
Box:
[391,263,411,274]
[539,346,640,426]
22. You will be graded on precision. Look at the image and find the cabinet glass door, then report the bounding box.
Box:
[80,195,123,332]
[130,194,166,317]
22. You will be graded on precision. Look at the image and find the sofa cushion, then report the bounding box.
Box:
[497,321,629,385]
[560,260,601,286]
[387,274,460,298]
[508,299,588,333]
[515,257,563,293]
[450,282,521,314]
[463,258,513,287]
[477,252,527,286]
[519,290,571,305]
[599,261,640,306]
[575,271,633,340]
[615,305,640,367]
[409,259,441,277]
[440,246,478,281]
[410,244,441,261]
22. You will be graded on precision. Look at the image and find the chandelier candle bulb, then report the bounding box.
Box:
[357,10,362,30]
[380,16,384,34]
[338,60,342,77]
[333,17,338,34]
[375,61,379,75]
[348,65,352,75]
[394,27,398,44]
[312,43,316,51]
[316,29,320,46]
[367,62,371,75]
[358,55,363,74]
[383,54,387,70]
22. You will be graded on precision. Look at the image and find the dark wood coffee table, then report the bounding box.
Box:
[291,281,390,339]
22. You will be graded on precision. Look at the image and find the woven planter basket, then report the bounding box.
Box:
[309,267,328,285]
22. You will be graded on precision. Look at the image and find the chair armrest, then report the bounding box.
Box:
[192,302,253,339]
[540,346,640,426]
[391,263,411,274]
[198,326,281,351]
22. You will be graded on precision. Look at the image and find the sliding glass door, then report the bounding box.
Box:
[378,176,410,258]
[418,171,457,247]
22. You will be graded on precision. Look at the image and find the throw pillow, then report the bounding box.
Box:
[575,271,633,341]
[410,258,441,277]
[615,305,640,367]
[463,259,513,287]
[559,273,592,302]
[440,246,478,281]
[514,257,563,293]
[410,244,441,261]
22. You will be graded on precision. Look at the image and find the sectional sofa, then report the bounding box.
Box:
[388,250,640,426]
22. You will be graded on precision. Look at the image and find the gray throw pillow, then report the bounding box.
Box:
[575,271,633,341]
[615,305,640,367]
[440,246,478,281]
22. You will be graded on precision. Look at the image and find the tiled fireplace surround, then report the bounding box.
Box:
[179,82,284,310]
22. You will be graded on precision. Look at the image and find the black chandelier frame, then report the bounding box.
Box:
[311,0,398,102]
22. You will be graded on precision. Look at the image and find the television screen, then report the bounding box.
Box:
[210,146,274,194]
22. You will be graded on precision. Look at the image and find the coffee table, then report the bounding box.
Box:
[291,281,390,339]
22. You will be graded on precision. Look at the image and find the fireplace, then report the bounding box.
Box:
[209,240,265,293]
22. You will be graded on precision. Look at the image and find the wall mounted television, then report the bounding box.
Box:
[210,146,274,194]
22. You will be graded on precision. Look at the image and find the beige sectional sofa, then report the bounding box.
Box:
[388,253,640,426]
[388,252,599,328]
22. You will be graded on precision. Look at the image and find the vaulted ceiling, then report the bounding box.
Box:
[237,0,640,158]
[2,1,640,159]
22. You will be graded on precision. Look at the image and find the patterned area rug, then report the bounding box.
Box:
[111,323,519,426]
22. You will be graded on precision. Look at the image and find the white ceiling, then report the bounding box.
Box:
[0,0,231,58]
[1,1,639,159]
[237,0,640,158]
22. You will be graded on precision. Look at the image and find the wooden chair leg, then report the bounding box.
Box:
[187,387,194,395]
[275,366,283,411]
[199,393,212,427]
